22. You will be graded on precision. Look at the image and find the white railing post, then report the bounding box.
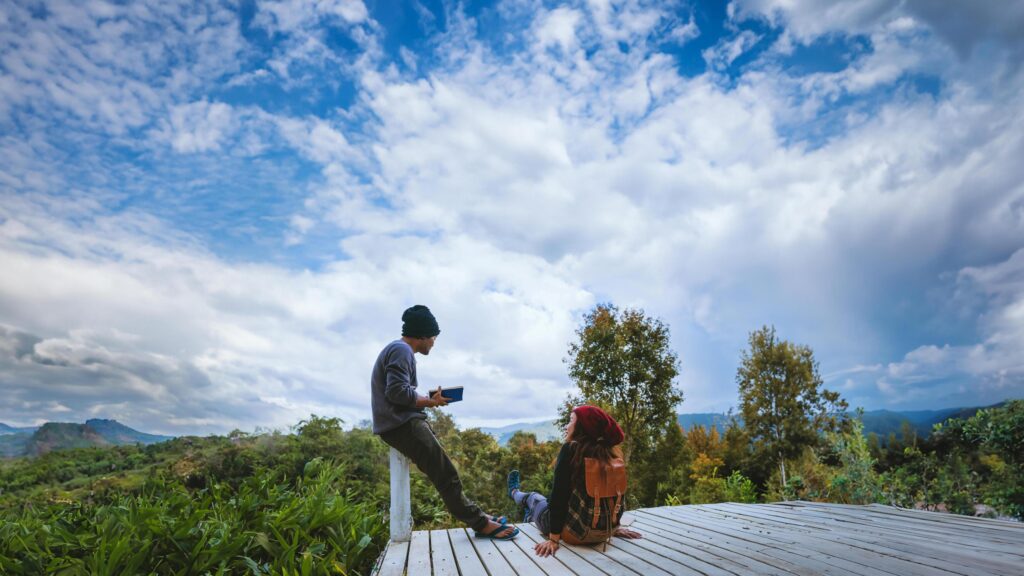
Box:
[389,448,412,542]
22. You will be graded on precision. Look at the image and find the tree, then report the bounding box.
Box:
[685,424,723,461]
[736,325,849,496]
[634,420,690,506]
[562,304,683,464]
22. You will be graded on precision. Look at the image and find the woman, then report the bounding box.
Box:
[507,405,642,557]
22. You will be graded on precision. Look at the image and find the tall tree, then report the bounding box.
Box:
[562,304,683,464]
[736,325,849,495]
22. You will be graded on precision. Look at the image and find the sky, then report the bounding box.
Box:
[1,0,1023,435]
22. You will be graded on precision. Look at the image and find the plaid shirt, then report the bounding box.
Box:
[563,482,625,542]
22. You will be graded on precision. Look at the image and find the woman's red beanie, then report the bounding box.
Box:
[572,405,624,447]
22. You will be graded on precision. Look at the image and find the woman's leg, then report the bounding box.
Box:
[511,490,550,530]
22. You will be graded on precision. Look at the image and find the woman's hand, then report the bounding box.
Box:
[613,527,642,539]
[534,540,559,557]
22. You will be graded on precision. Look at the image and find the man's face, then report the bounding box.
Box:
[417,335,437,355]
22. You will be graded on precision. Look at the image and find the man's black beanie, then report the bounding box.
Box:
[402,305,440,338]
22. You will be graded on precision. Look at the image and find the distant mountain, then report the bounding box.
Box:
[478,403,1010,446]
[28,422,111,456]
[0,433,32,458]
[0,422,37,435]
[859,403,1006,440]
[479,420,562,445]
[677,413,733,435]
[84,419,174,445]
[0,419,174,458]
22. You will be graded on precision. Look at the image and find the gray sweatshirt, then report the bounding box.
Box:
[370,339,426,434]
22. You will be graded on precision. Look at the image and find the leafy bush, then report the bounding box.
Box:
[723,471,757,503]
[0,464,387,575]
[826,420,883,505]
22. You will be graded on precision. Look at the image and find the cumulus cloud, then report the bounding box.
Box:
[0,191,592,432]
[1,0,1022,434]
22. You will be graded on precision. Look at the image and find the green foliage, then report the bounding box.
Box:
[688,453,725,504]
[637,421,691,507]
[0,465,386,575]
[736,325,849,495]
[947,400,1024,519]
[562,304,684,464]
[723,471,758,503]
[825,419,883,505]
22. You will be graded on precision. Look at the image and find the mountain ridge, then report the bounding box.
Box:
[477,403,1007,446]
[0,419,174,458]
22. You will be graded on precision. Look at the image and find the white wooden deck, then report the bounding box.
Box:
[371,501,1024,575]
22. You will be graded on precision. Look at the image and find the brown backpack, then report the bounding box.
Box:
[560,456,627,548]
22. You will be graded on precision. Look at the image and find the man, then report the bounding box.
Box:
[371,304,518,540]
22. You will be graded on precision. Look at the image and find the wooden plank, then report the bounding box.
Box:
[465,530,518,576]
[757,502,1023,555]
[866,502,1024,530]
[488,527,548,576]
[788,501,1023,540]
[667,502,962,573]
[448,528,489,576]
[819,500,1024,545]
[507,526,576,576]
[717,503,1022,576]
[672,505,923,575]
[794,501,1024,540]
[610,520,757,573]
[516,523,607,576]
[633,510,862,576]
[513,522,650,576]
[626,516,788,575]
[715,501,1024,565]
[641,507,893,576]
[407,530,432,576]
[374,540,409,576]
[550,535,645,576]
[604,536,708,575]
[594,538,675,576]
[389,449,412,542]
[735,503,1024,573]
[430,529,458,576]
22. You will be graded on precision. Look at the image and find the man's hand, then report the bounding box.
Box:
[430,386,450,407]
[415,387,450,409]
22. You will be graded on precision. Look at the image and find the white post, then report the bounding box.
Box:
[389,448,412,542]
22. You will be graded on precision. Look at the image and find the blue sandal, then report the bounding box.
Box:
[476,524,519,541]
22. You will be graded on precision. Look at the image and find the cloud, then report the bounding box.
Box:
[1,0,1023,434]
[0,191,593,432]
[534,7,584,53]
[703,29,762,72]
[872,249,1024,407]
[732,0,898,43]
[0,0,246,135]
[733,0,1024,65]
[254,0,369,34]
[154,100,238,153]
